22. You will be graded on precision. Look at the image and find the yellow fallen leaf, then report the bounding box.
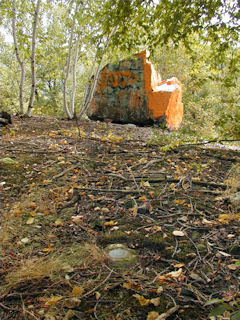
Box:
[54,219,64,227]
[133,294,151,306]
[172,230,185,237]
[42,179,52,185]
[150,297,161,306]
[170,183,176,190]
[27,202,38,208]
[72,286,84,297]
[131,206,138,217]
[14,209,22,216]
[173,263,185,268]
[123,281,142,291]
[147,311,160,320]
[139,195,147,201]
[26,217,34,225]
[96,292,101,300]
[141,181,151,187]
[45,295,63,306]
[41,244,54,252]
[104,221,116,227]
[157,286,163,295]
[218,214,230,223]
[80,131,86,138]
[175,199,186,205]
[167,268,183,279]
[29,210,37,216]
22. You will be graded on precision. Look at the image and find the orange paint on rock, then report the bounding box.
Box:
[138,50,183,129]
[100,69,139,92]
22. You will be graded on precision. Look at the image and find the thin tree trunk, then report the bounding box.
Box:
[81,45,99,110]
[63,2,79,119]
[27,0,41,117]
[71,33,81,117]
[12,0,25,115]
[78,26,118,120]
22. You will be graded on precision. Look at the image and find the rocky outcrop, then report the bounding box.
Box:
[87,50,183,129]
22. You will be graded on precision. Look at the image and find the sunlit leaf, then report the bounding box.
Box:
[26,217,34,224]
[172,230,185,237]
[45,295,63,306]
[72,286,84,297]
[133,294,151,306]
[147,311,159,320]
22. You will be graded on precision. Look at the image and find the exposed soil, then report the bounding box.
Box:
[1,116,240,320]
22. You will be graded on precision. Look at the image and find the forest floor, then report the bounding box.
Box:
[1,116,240,320]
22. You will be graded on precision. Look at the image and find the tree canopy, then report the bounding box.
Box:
[0,0,239,137]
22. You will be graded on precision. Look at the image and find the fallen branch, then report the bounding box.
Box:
[52,162,82,179]
[76,187,145,194]
[126,177,229,190]
[156,305,179,320]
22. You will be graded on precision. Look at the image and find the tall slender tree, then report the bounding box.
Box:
[63,1,80,119]
[12,0,26,115]
[27,0,41,117]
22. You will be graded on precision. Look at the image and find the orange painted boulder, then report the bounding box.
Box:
[87,50,183,129]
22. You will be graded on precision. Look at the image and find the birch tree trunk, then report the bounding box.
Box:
[78,26,118,120]
[27,0,41,117]
[63,2,79,119]
[71,33,81,117]
[12,0,25,115]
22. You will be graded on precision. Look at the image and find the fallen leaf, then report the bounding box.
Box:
[172,230,185,237]
[227,264,239,270]
[42,179,52,185]
[54,219,64,227]
[150,297,161,306]
[218,214,230,223]
[175,199,186,205]
[167,268,183,279]
[173,263,185,268]
[45,296,63,306]
[21,237,30,244]
[96,292,101,300]
[72,286,84,297]
[123,281,142,291]
[101,207,110,213]
[147,311,160,320]
[131,206,138,217]
[14,209,22,215]
[104,221,116,227]
[29,210,37,216]
[26,217,35,225]
[157,286,164,295]
[217,251,231,257]
[139,195,147,201]
[64,310,75,320]
[133,294,151,306]
[141,181,151,187]
[63,298,81,309]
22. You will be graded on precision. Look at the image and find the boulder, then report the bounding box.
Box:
[0,111,12,127]
[87,50,184,129]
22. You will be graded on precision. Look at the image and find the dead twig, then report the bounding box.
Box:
[81,270,113,299]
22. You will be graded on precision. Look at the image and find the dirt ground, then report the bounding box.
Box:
[1,116,240,320]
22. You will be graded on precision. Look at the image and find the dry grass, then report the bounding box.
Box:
[2,243,109,297]
[225,163,240,193]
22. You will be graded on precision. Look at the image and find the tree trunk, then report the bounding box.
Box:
[71,33,81,117]
[78,26,118,120]
[27,0,41,117]
[63,2,79,120]
[12,0,25,115]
